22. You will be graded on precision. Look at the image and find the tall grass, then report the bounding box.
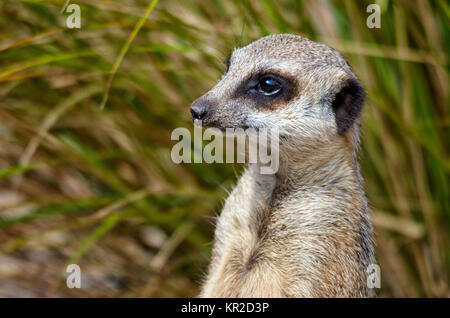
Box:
[0,0,448,297]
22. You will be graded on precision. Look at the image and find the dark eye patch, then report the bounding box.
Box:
[233,70,298,110]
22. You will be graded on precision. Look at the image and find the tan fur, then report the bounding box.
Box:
[193,34,375,298]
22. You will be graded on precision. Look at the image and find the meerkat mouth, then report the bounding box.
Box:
[193,118,250,132]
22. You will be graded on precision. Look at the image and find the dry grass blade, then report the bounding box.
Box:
[100,0,160,109]
[13,86,102,188]
[140,221,195,297]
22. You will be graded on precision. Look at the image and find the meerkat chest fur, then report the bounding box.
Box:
[201,158,374,298]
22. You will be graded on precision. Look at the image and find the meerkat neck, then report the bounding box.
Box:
[269,136,362,193]
[201,139,373,297]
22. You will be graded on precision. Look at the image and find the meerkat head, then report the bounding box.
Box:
[190,33,365,150]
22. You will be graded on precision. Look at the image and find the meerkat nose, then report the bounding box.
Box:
[190,99,210,121]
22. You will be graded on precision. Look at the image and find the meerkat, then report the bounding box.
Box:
[190,34,375,297]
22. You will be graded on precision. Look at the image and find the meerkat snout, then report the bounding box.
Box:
[190,99,210,124]
[190,33,365,141]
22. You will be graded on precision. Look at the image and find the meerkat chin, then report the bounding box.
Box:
[191,33,374,298]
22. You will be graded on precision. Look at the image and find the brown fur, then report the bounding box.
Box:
[192,34,375,298]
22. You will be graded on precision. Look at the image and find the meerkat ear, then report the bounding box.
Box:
[331,77,365,135]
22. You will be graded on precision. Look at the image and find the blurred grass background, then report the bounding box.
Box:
[0,0,448,297]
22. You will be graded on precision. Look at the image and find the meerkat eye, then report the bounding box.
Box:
[256,76,282,95]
